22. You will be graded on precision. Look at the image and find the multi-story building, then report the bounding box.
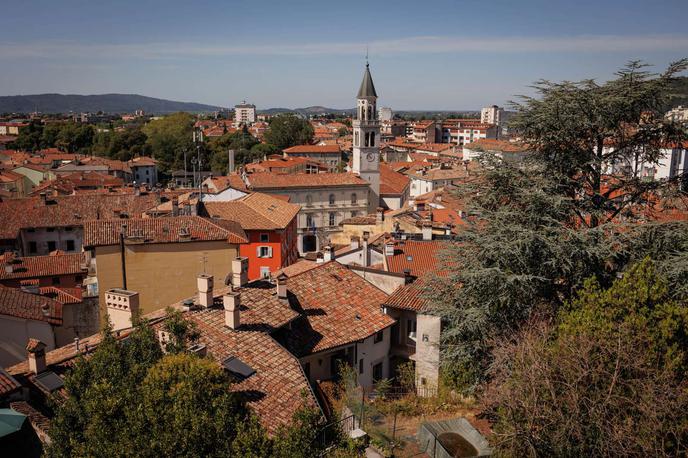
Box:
[234,101,257,126]
[203,192,300,280]
[440,119,497,145]
[83,216,247,315]
[128,156,158,186]
[410,120,437,143]
[282,144,343,171]
[666,105,688,123]
[378,107,393,121]
[480,105,504,125]
[243,172,370,253]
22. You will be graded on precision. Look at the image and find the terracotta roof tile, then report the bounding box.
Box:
[0,368,21,396]
[0,286,63,324]
[0,252,86,280]
[204,192,300,230]
[275,262,394,356]
[83,216,247,247]
[283,144,342,155]
[379,164,409,196]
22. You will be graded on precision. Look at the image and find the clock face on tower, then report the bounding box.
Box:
[366,153,375,162]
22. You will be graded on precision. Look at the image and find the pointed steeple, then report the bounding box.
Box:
[357,63,378,98]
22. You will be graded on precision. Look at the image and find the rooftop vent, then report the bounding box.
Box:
[222,356,255,380]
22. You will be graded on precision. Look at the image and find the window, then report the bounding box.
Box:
[359,359,364,374]
[329,193,335,205]
[306,215,315,228]
[28,241,37,254]
[52,277,60,285]
[351,193,357,205]
[351,211,358,218]
[75,275,83,283]
[329,212,336,226]
[259,233,269,243]
[260,266,271,279]
[66,240,75,251]
[372,362,383,382]
[374,330,384,344]
[305,194,313,207]
[257,246,272,258]
[47,241,56,252]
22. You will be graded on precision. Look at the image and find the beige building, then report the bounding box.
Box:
[234,101,256,125]
[83,216,247,317]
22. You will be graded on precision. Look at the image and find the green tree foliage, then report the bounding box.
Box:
[263,114,314,150]
[10,121,97,153]
[486,260,688,457]
[141,112,195,171]
[208,127,260,173]
[511,59,688,227]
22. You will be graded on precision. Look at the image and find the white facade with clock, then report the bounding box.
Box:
[352,62,381,214]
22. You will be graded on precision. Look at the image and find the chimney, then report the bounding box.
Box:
[403,269,412,284]
[104,288,140,332]
[39,192,47,205]
[315,252,324,263]
[197,274,214,308]
[171,197,179,216]
[385,241,395,257]
[422,222,433,241]
[228,149,236,173]
[362,232,369,267]
[350,235,360,250]
[276,273,288,301]
[26,339,47,375]
[223,291,241,330]
[376,207,385,224]
[323,245,334,262]
[231,257,249,288]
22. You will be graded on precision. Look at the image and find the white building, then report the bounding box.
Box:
[234,101,256,126]
[128,156,158,186]
[666,106,688,123]
[351,63,381,214]
[378,107,393,121]
[480,105,505,125]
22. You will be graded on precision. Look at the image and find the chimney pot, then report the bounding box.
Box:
[104,288,139,332]
[223,292,241,329]
[323,245,334,262]
[26,339,47,375]
[231,257,249,288]
[276,273,288,301]
[197,274,214,308]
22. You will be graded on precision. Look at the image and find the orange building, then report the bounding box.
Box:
[203,193,300,280]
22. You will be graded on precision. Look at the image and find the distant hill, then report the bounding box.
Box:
[0,93,224,114]
[665,76,688,112]
[259,106,354,116]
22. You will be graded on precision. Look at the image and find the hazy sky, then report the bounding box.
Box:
[2,0,686,110]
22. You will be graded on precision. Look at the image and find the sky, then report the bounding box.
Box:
[1,0,687,110]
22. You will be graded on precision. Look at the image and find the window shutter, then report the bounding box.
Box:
[256,246,262,258]
[268,247,273,258]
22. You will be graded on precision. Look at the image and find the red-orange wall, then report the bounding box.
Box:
[240,217,298,280]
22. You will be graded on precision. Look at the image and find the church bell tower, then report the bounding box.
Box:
[351,62,381,213]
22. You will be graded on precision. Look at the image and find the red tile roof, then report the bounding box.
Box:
[464,139,529,153]
[385,240,448,277]
[0,285,63,324]
[204,192,300,230]
[38,286,83,304]
[247,172,368,190]
[379,164,409,196]
[83,216,247,247]
[384,276,431,312]
[275,262,394,356]
[283,144,342,155]
[205,174,248,192]
[0,368,20,396]
[0,252,86,280]
[0,193,162,239]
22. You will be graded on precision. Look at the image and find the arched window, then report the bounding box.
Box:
[329,193,335,205]
[370,132,375,147]
[351,193,357,205]
[329,212,336,226]
[306,194,313,207]
[306,214,314,228]
[367,106,372,120]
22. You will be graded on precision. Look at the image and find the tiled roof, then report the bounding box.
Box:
[272,259,318,278]
[414,143,455,153]
[206,174,248,192]
[283,144,342,155]
[0,285,63,324]
[464,139,529,153]
[275,262,394,357]
[204,192,300,230]
[83,216,247,247]
[0,193,162,239]
[379,164,409,195]
[384,276,430,312]
[247,172,368,190]
[0,252,86,280]
[0,368,20,396]
[128,156,158,166]
[408,167,469,181]
[385,240,448,277]
[38,286,83,304]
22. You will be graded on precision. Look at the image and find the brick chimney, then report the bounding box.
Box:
[276,273,288,301]
[197,274,214,308]
[105,288,140,332]
[26,339,47,375]
[223,291,241,330]
[231,257,249,288]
